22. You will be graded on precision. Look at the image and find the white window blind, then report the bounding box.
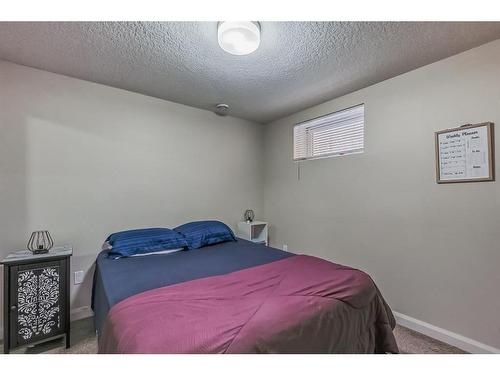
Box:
[293,104,364,161]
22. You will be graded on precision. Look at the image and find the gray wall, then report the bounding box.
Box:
[263,39,500,349]
[0,60,264,319]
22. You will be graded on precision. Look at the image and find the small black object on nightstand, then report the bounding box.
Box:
[27,230,54,255]
[2,245,72,354]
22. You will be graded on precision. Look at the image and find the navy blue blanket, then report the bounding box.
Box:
[91,239,292,334]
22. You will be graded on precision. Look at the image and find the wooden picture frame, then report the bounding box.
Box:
[435,122,495,184]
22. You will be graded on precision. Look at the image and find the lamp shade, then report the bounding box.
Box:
[27,230,54,254]
[244,209,255,222]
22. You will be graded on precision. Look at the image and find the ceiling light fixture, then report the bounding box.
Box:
[218,22,260,56]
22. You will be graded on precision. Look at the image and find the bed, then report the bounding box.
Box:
[92,238,398,353]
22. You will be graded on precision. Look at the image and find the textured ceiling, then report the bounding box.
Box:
[1,22,500,123]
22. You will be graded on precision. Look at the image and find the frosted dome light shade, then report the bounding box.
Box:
[218,22,260,55]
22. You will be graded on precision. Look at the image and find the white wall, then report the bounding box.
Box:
[263,40,500,349]
[0,61,264,319]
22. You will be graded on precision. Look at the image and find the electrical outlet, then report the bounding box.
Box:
[283,244,288,252]
[74,270,84,285]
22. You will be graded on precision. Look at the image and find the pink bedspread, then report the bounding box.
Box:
[99,255,398,353]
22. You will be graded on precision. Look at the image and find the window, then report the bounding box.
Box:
[293,104,364,161]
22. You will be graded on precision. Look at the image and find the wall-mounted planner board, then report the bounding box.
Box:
[435,122,494,183]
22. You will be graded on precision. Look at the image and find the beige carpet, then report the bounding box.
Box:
[393,325,466,354]
[1,318,466,354]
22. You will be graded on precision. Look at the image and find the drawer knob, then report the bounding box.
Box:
[10,305,17,311]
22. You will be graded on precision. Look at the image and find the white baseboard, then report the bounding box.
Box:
[70,306,94,321]
[394,311,500,354]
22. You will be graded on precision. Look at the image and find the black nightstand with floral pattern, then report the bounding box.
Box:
[2,246,72,354]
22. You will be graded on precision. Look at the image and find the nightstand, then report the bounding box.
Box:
[2,245,72,354]
[237,221,268,245]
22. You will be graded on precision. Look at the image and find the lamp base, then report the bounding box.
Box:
[30,249,50,255]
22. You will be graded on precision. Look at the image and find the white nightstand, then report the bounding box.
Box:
[237,221,268,245]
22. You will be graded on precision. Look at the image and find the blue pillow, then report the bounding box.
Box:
[106,228,170,245]
[173,221,236,250]
[106,228,188,258]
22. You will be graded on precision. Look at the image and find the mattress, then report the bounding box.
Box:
[91,238,292,334]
